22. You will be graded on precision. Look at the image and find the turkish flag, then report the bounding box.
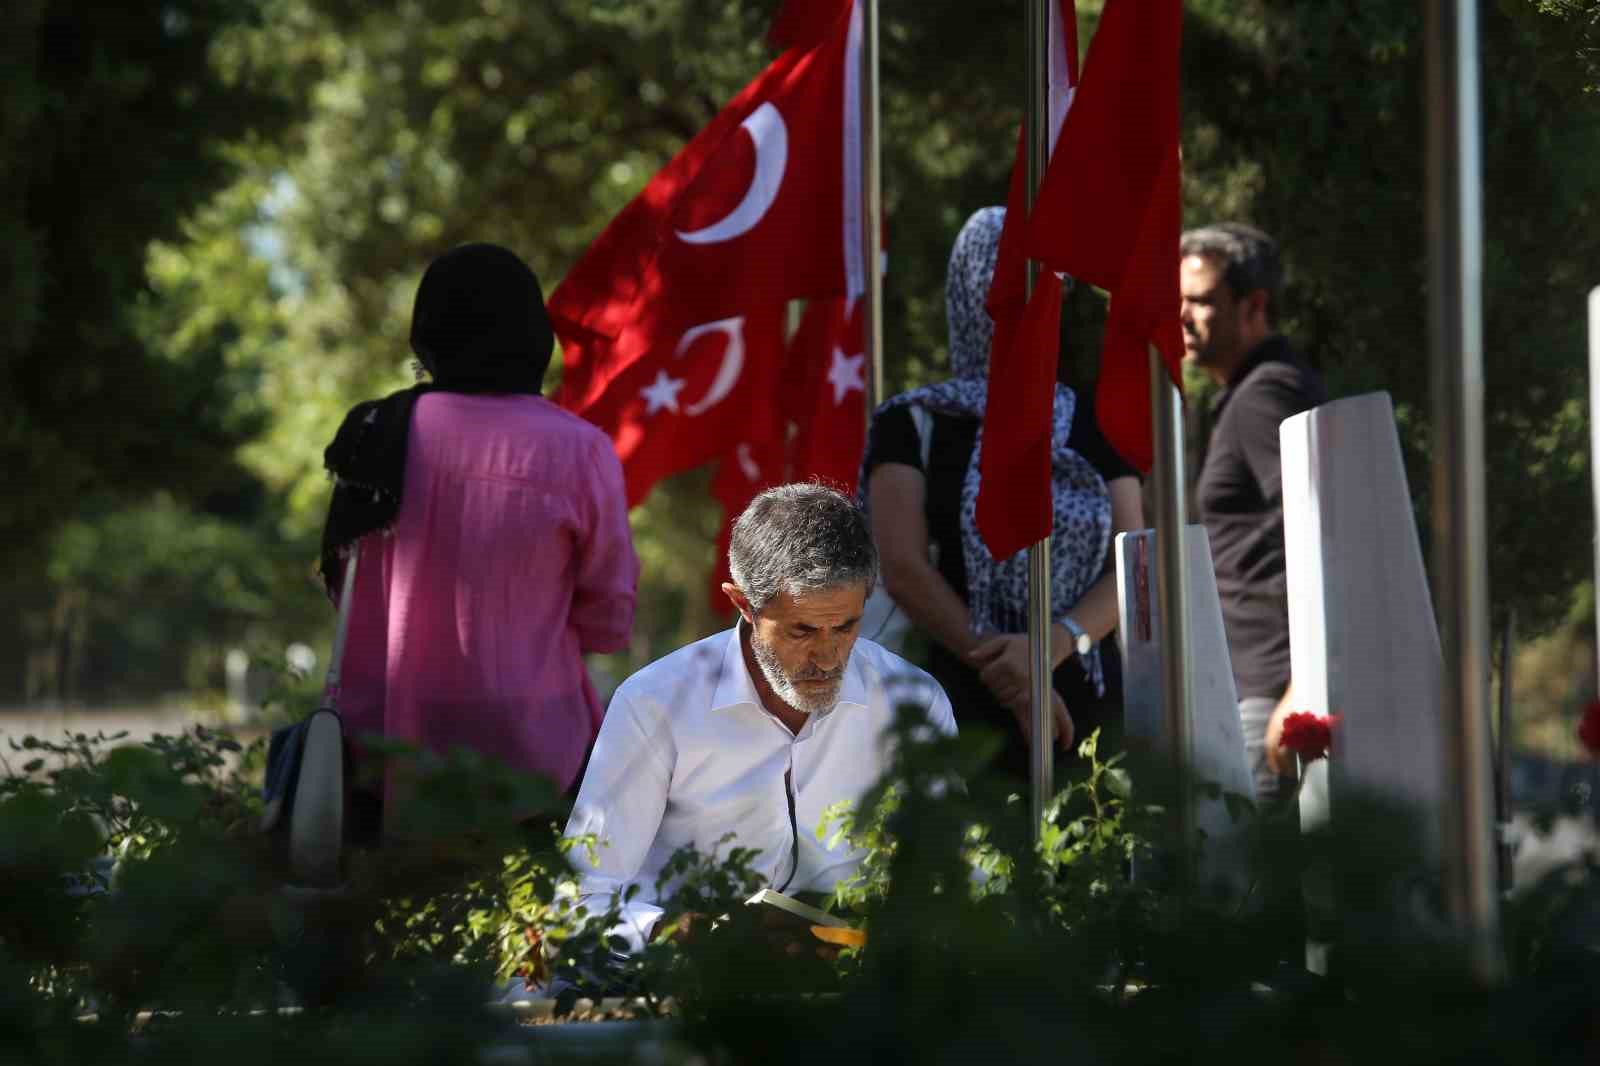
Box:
[975,0,1081,561]
[786,297,868,494]
[769,0,853,51]
[1024,0,1184,473]
[581,306,788,507]
[977,273,1066,561]
[986,0,1079,350]
[706,295,867,614]
[708,432,788,614]
[551,3,863,420]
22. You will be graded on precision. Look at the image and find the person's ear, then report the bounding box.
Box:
[721,582,756,625]
[1245,288,1269,325]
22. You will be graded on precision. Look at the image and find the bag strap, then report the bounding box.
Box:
[907,406,940,567]
[909,405,934,469]
[321,542,361,711]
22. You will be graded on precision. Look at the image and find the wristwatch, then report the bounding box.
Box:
[1060,616,1093,658]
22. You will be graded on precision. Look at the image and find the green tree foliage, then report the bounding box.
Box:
[1502,0,1600,94]
[5,0,1599,702]
[0,3,307,701]
[1181,0,1600,636]
[0,2,294,558]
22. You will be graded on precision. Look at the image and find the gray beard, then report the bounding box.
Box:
[749,629,845,715]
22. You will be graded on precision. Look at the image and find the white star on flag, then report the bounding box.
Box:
[639,369,687,415]
[826,348,865,406]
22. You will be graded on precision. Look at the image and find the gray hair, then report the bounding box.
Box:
[1179,222,1284,324]
[727,483,878,614]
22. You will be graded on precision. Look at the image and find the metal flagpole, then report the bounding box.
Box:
[1424,0,1503,982]
[1149,344,1193,866]
[1588,286,1600,694]
[1496,610,1515,889]
[1025,0,1055,836]
[860,0,885,419]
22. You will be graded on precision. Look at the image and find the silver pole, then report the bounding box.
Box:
[1149,347,1192,861]
[1025,0,1055,834]
[1496,610,1515,890]
[1424,0,1502,981]
[1588,286,1600,691]
[861,0,885,417]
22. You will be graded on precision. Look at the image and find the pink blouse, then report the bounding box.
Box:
[338,392,638,796]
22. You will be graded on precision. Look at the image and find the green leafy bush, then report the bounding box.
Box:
[0,711,1596,1064]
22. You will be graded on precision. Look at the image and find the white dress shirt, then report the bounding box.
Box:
[563,626,957,951]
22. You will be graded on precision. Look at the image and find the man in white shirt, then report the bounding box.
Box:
[563,482,957,952]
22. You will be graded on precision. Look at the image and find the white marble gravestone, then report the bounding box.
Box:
[1280,391,1446,861]
[1116,525,1255,895]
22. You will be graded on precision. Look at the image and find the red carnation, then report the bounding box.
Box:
[1279,711,1335,763]
[1579,700,1600,757]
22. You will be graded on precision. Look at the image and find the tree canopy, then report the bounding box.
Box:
[3,0,1598,718]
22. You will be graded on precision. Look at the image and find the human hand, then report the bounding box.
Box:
[652,911,706,945]
[1263,684,1299,776]
[1001,688,1075,753]
[755,907,841,961]
[1265,705,1298,776]
[969,634,1032,707]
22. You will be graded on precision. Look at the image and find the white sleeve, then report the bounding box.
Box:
[882,669,959,742]
[562,688,675,953]
[925,681,958,738]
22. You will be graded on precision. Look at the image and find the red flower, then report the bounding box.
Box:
[1579,700,1600,757]
[1279,711,1335,763]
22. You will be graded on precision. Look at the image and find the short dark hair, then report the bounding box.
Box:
[728,483,877,613]
[1179,223,1284,324]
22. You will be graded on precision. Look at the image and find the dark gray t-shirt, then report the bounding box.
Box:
[1196,336,1327,700]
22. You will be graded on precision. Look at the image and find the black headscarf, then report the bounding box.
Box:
[318,243,554,595]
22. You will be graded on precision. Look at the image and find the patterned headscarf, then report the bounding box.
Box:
[862,207,1113,693]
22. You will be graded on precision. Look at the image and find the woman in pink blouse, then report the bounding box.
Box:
[319,243,639,824]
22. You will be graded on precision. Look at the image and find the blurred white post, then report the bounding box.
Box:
[1149,347,1193,865]
[859,0,884,418]
[1024,0,1056,835]
[1424,0,1502,981]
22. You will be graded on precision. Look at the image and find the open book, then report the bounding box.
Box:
[745,888,851,928]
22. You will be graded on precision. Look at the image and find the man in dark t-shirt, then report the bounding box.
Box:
[1181,224,1327,805]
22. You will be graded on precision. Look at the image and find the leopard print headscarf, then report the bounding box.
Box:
[862,207,1112,693]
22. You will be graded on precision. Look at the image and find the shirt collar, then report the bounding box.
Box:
[710,623,871,715]
[1213,334,1292,413]
[1226,334,1291,388]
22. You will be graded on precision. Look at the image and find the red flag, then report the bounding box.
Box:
[769,0,852,51]
[1024,0,1184,473]
[708,433,788,613]
[786,297,867,493]
[977,273,1066,561]
[986,0,1079,338]
[975,0,1081,561]
[706,294,867,614]
[578,306,787,507]
[552,4,862,417]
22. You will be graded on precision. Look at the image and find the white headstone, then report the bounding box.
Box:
[1116,525,1255,896]
[225,647,251,719]
[1281,391,1446,858]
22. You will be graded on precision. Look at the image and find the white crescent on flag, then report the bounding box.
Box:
[675,104,789,245]
[675,316,746,415]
